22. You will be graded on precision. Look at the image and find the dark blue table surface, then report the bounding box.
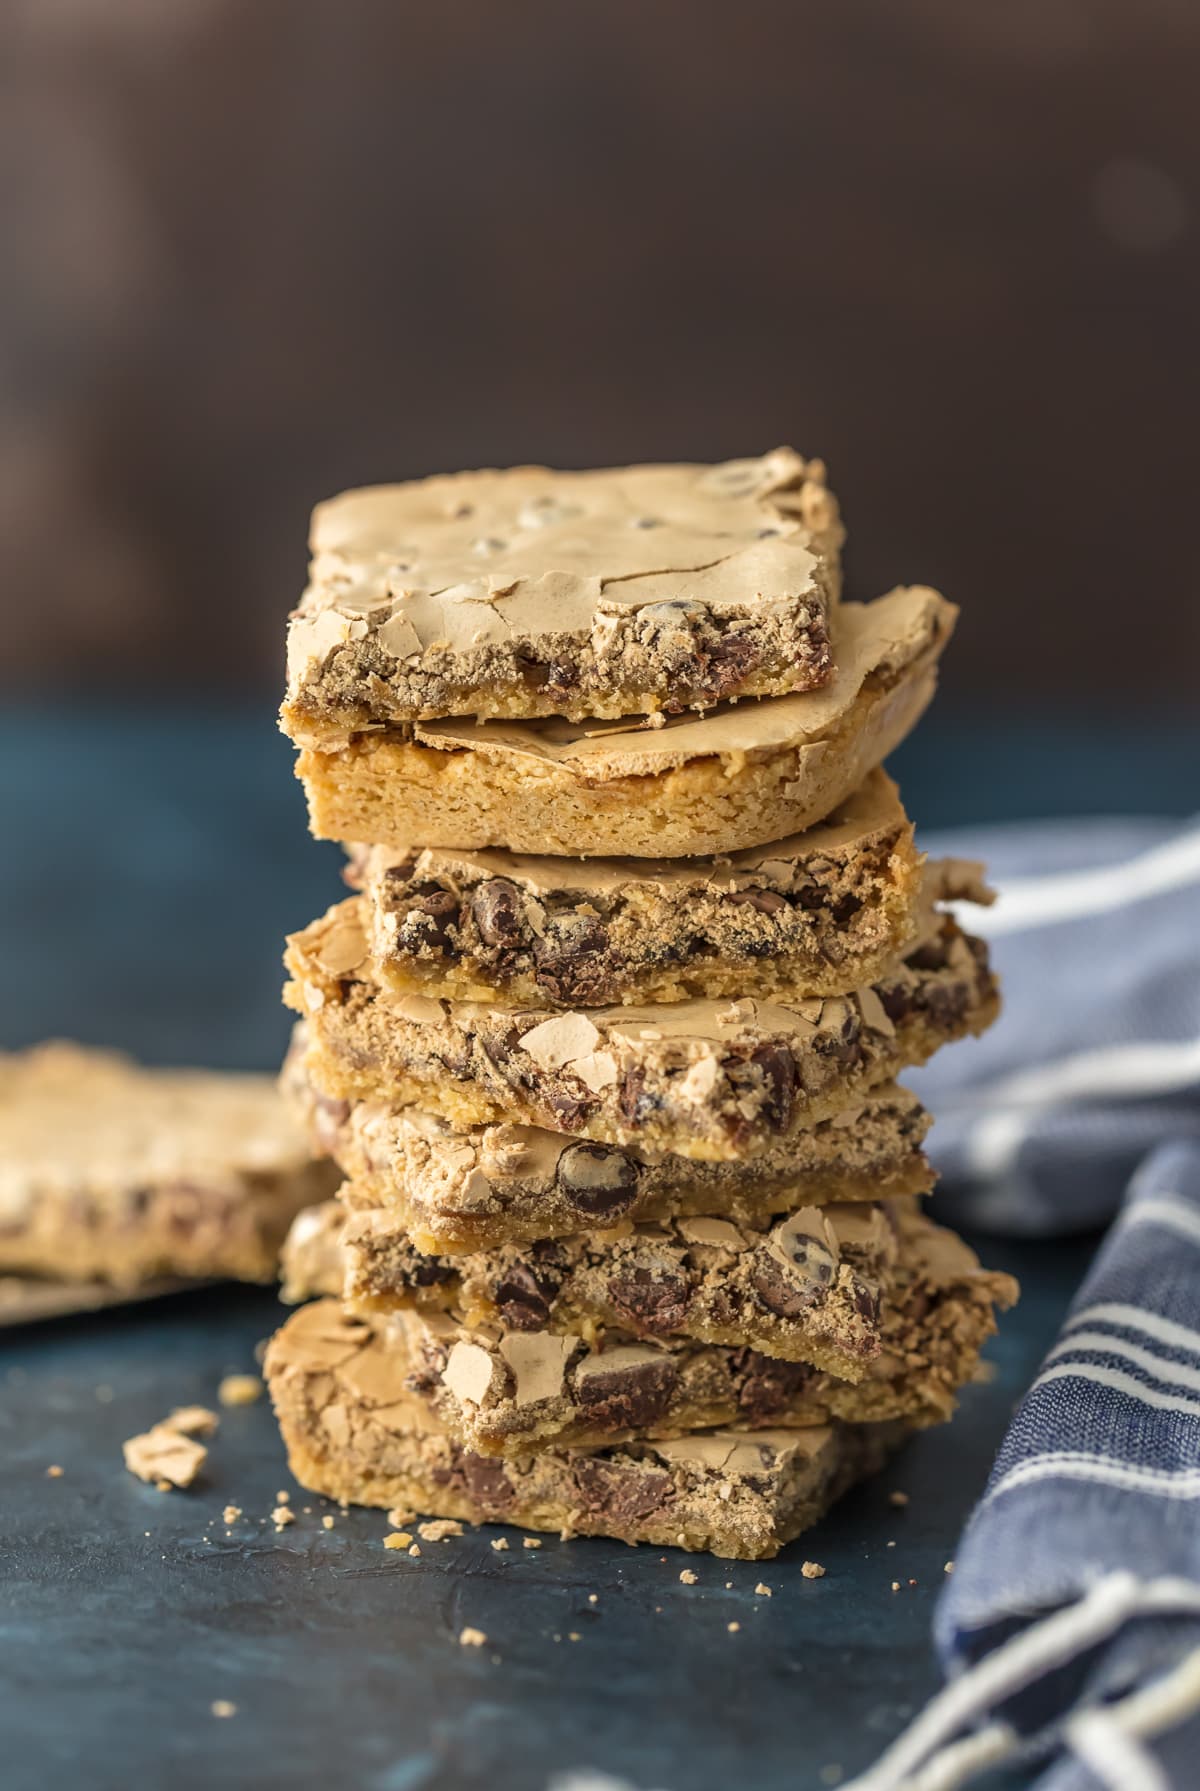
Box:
[1,705,1195,1791]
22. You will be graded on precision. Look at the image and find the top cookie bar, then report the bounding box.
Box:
[282,449,843,740]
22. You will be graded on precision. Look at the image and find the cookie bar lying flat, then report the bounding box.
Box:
[396,1211,1018,1455]
[295,588,955,858]
[284,900,997,1163]
[283,1042,935,1250]
[0,1042,335,1288]
[287,1193,905,1380]
[282,449,842,742]
[345,770,947,1009]
[266,1299,904,1558]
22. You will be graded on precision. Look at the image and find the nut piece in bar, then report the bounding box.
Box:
[284,901,998,1163]
[281,1041,936,1251]
[293,587,956,858]
[282,449,843,741]
[346,770,943,1010]
[265,1299,908,1560]
[394,1209,1018,1455]
[0,1043,337,1289]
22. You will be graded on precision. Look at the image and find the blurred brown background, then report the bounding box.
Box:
[2,0,1197,705]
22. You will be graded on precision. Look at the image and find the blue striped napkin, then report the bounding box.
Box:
[850,812,1200,1790]
[911,811,1200,1236]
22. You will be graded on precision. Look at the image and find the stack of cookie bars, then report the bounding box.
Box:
[266,451,1017,1560]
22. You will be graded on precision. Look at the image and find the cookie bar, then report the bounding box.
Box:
[395,1210,1017,1454]
[282,449,843,742]
[289,1192,907,1380]
[284,899,997,1163]
[0,1042,335,1288]
[294,587,955,858]
[283,1042,935,1250]
[344,770,948,1009]
[266,1299,905,1558]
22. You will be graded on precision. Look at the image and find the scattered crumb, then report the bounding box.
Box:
[383,1532,413,1551]
[167,1406,219,1438]
[222,1505,242,1526]
[587,1594,598,1605]
[889,1490,909,1509]
[408,1544,421,1558]
[210,1700,237,1719]
[491,1538,509,1552]
[46,1465,64,1478]
[322,1515,335,1530]
[801,1561,826,1580]
[270,1505,294,1529]
[523,1538,542,1550]
[123,1426,207,1490]
[908,1578,917,1587]
[386,1507,415,1527]
[679,1569,699,1585]
[568,1632,581,1642]
[418,1519,463,1543]
[459,1627,487,1648]
[275,1490,290,1505]
[725,1581,733,1590]
[892,1581,901,1593]
[754,1583,772,1597]
[217,1374,263,1407]
[886,1540,896,1549]
[727,1621,741,1634]
[944,1561,955,1575]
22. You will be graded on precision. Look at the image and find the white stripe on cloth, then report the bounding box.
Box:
[842,1575,1200,1791]
[983,1455,1200,1507]
[1063,1302,1200,1358]
[1065,1709,1169,1791]
[1045,1330,1200,1394]
[1115,1195,1200,1251]
[958,824,1200,938]
[960,1039,1200,1181]
[1032,1362,1200,1418]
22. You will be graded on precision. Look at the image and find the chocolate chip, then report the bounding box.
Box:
[732,1349,814,1421]
[493,1263,555,1330]
[532,914,609,992]
[605,1268,692,1336]
[726,886,788,916]
[461,1452,515,1510]
[572,1459,673,1523]
[409,1258,456,1290]
[472,878,527,949]
[750,1044,797,1132]
[555,1142,639,1217]
[905,938,950,973]
[575,1355,677,1431]
[542,1087,596,1130]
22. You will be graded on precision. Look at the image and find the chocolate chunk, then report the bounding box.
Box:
[398,886,460,957]
[733,1349,814,1422]
[726,886,788,916]
[532,915,611,1002]
[850,1280,881,1324]
[542,1087,595,1130]
[471,878,527,949]
[605,1267,692,1336]
[752,1213,838,1319]
[905,938,950,974]
[574,1354,677,1431]
[704,629,761,697]
[493,1262,555,1330]
[572,1459,673,1523]
[618,1066,661,1127]
[555,1142,639,1218]
[878,984,914,1024]
[749,1044,797,1132]
[409,1257,456,1290]
[461,1452,515,1510]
